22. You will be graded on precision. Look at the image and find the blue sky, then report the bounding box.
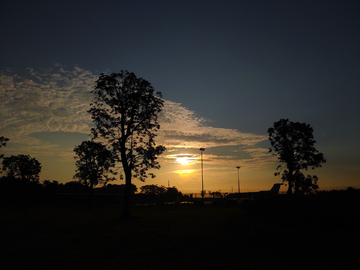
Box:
[0,0,359,192]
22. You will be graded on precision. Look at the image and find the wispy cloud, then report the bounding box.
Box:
[241,148,277,170]
[0,65,95,144]
[158,100,267,148]
[0,65,268,170]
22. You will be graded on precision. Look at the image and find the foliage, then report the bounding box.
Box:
[140,184,166,196]
[268,119,326,195]
[139,185,183,203]
[294,172,319,195]
[88,71,165,216]
[73,140,116,189]
[0,136,9,159]
[164,186,183,202]
[1,154,41,183]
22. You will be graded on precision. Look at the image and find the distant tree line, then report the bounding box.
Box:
[0,136,358,208]
[0,117,330,207]
[0,142,184,206]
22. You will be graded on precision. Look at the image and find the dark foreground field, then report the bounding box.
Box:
[1,193,359,270]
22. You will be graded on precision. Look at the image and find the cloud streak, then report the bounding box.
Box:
[0,65,268,169]
[0,65,95,144]
[158,100,267,149]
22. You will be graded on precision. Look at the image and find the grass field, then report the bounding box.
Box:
[1,194,358,269]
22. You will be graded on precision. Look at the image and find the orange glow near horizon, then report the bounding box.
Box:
[173,169,197,176]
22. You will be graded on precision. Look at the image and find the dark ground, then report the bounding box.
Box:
[1,191,359,269]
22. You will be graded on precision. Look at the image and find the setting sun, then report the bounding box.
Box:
[167,153,197,166]
[177,157,192,165]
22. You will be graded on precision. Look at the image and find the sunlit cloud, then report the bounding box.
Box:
[0,65,95,151]
[0,64,269,175]
[172,169,197,176]
[241,148,277,170]
[158,100,267,148]
[164,153,198,165]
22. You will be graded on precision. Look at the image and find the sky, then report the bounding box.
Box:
[1,0,359,193]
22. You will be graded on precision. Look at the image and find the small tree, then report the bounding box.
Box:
[140,184,166,196]
[165,186,183,203]
[2,154,41,183]
[73,140,116,208]
[268,119,326,195]
[140,184,166,204]
[88,71,165,217]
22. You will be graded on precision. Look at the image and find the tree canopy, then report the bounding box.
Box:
[88,71,165,216]
[140,184,166,196]
[73,140,116,189]
[268,119,326,195]
[2,154,42,183]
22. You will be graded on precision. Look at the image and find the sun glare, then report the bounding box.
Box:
[168,153,197,166]
[177,157,191,165]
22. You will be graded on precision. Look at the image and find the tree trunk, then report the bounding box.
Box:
[88,182,94,210]
[287,169,294,195]
[122,168,132,217]
[294,181,300,195]
[287,182,293,195]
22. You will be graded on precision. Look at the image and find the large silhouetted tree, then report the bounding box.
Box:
[88,71,165,217]
[74,140,116,208]
[2,154,41,183]
[268,119,326,195]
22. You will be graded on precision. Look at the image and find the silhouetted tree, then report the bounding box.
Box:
[140,184,166,204]
[268,119,326,195]
[164,186,183,202]
[74,140,116,208]
[209,191,222,198]
[88,71,165,217]
[294,173,319,195]
[0,136,9,160]
[140,184,166,196]
[2,154,41,183]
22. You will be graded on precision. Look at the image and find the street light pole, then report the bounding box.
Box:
[236,166,241,194]
[200,148,205,200]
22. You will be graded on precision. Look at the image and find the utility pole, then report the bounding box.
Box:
[200,148,205,201]
[236,166,241,194]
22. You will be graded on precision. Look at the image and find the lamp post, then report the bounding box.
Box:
[200,148,205,200]
[236,166,241,194]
